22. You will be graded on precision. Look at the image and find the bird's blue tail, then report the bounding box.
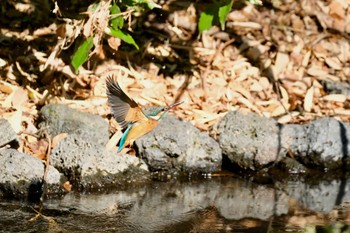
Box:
[117,124,134,153]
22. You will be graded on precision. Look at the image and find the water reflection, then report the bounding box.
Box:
[1,176,350,232]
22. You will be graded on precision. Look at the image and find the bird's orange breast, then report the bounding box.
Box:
[124,119,159,145]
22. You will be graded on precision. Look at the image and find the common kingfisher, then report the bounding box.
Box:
[106,76,183,153]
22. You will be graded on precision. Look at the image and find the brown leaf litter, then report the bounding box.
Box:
[0,0,350,158]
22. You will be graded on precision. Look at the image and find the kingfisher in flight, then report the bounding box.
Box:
[106,76,183,153]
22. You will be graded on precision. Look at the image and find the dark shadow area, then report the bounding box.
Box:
[0,0,54,31]
[27,179,43,203]
[335,121,349,206]
[221,154,252,176]
[0,32,57,87]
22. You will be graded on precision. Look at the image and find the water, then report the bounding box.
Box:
[1,175,350,232]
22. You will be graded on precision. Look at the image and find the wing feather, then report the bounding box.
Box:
[106,76,147,129]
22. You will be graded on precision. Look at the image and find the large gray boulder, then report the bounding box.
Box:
[215,110,350,172]
[213,111,286,170]
[282,117,350,170]
[0,149,63,199]
[39,104,150,190]
[135,116,222,173]
[50,134,150,190]
[39,104,109,146]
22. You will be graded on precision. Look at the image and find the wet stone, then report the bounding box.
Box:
[39,104,109,146]
[272,157,308,175]
[50,133,150,190]
[213,111,287,171]
[281,118,350,170]
[135,116,222,173]
[0,149,63,199]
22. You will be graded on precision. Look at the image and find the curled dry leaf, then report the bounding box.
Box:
[107,36,121,51]
[63,181,72,192]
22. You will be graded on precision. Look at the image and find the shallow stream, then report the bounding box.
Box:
[1,174,350,232]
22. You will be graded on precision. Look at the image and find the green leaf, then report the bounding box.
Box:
[110,1,123,30]
[198,10,214,34]
[71,36,94,74]
[105,27,139,50]
[218,0,233,30]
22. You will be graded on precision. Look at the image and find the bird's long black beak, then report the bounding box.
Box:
[165,101,183,111]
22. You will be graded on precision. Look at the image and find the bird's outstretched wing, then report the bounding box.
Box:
[106,76,147,130]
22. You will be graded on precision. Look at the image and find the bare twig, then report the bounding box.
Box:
[41,130,52,203]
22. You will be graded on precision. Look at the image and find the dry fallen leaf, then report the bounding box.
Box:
[0,81,15,94]
[273,52,289,78]
[304,86,314,112]
[6,110,23,133]
[12,87,28,109]
[325,57,342,70]
[27,138,49,160]
[2,0,350,147]
[322,94,347,102]
[63,181,72,192]
[307,66,328,78]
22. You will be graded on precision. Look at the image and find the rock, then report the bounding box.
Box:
[322,79,350,96]
[213,111,286,170]
[50,134,150,190]
[0,118,19,148]
[285,118,350,170]
[0,149,64,199]
[215,111,350,171]
[81,150,150,190]
[135,116,222,173]
[280,124,308,158]
[39,104,109,146]
[270,157,308,175]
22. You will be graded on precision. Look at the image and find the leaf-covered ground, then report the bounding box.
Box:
[1,0,350,156]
